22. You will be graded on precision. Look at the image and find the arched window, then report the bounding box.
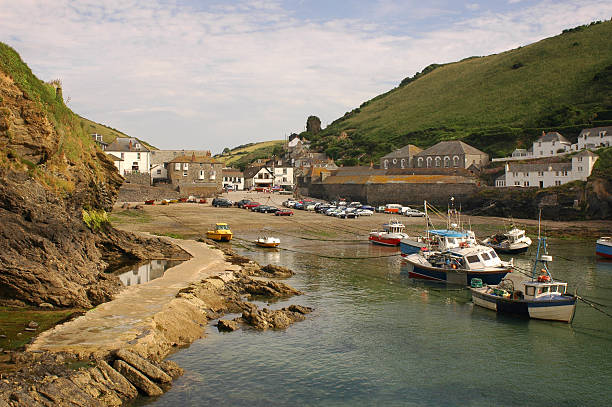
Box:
[417,157,423,167]
[426,157,433,168]
[435,157,441,167]
[400,158,406,168]
[392,159,397,165]
[453,156,459,167]
[444,156,450,167]
[383,160,388,169]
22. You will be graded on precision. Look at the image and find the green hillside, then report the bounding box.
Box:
[215,140,285,170]
[79,117,156,150]
[310,20,612,165]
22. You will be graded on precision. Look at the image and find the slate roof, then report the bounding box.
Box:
[507,162,571,172]
[536,132,570,143]
[243,165,272,179]
[105,137,150,152]
[574,150,598,158]
[415,141,486,157]
[168,154,219,164]
[381,144,422,159]
[579,126,612,137]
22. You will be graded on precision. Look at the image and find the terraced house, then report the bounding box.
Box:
[496,150,598,188]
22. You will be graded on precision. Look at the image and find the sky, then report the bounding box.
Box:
[1,1,611,153]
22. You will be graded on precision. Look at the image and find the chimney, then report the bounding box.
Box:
[128,140,133,150]
[542,131,545,137]
[191,152,196,162]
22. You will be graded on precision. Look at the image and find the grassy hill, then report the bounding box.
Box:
[79,117,156,150]
[215,140,285,170]
[310,20,612,165]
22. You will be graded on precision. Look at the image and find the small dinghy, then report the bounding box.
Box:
[255,236,280,248]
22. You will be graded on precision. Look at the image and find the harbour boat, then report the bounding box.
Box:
[401,229,477,256]
[205,223,233,242]
[255,236,280,248]
[596,237,612,259]
[470,232,577,323]
[402,244,513,285]
[369,219,409,246]
[482,227,532,254]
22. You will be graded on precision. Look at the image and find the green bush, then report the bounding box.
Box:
[82,209,109,231]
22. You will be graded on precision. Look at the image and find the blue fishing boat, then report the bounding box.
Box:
[400,229,475,256]
[596,237,612,259]
[470,227,577,323]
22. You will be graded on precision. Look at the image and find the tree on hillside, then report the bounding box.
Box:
[306,116,321,135]
[222,147,231,154]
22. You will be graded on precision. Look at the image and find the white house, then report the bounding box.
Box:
[272,166,294,188]
[106,153,124,175]
[150,164,167,183]
[105,137,151,175]
[497,150,598,188]
[531,132,571,157]
[222,168,245,190]
[243,165,294,190]
[575,126,612,150]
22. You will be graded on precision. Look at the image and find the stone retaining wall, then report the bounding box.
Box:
[118,184,180,202]
[124,172,151,185]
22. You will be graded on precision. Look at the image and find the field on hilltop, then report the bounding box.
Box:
[215,140,285,169]
[309,20,612,165]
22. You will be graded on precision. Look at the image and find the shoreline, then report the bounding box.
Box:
[0,234,310,406]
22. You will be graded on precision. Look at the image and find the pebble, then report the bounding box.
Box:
[27,321,39,329]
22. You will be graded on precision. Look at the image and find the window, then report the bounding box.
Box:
[555,180,562,186]
[199,170,205,179]
[137,153,141,159]
[283,168,287,174]
[121,153,124,159]
[480,253,490,261]
[444,157,450,167]
[175,163,180,170]
[426,157,432,168]
[453,156,459,167]
[555,171,559,176]
[156,169,161,175]
[514,181,520,186]
[400,158,405,168]
[417,158,423,167]
[538,142,542,147]
[524,181,529,187]
[393,159,397,165]
[538,171,544,176]
[183,171,188,177]
[562,171,568,176]
[466,255,480,263]
[210,171,216,180]
[526,286,535,296]
[384,160,389,169]
[489,251,498,258]
[435,157,441,167]
[540,151,543,156]
[578,166,583,171]
[183,163,189,170]
[513,172,518,177]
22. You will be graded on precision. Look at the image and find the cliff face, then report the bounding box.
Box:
[0,43,185,308]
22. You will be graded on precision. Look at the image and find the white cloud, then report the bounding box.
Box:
[0,0,610,152]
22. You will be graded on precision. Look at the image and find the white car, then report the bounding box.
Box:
[405,209,426,217]
[356,209,373,216]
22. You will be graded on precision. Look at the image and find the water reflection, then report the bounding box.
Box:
[115,259,183,286]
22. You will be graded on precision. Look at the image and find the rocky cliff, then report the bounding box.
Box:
[0,43,185,308]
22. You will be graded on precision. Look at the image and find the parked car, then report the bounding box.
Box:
[294,202,304,210]
[235,199,251,208]
[305,204,317,211]
[283,200,297,208]
[405,209,426,217]
[359,205,375,211]
[212,197,233,207]
[275,209,294,216]
[244,202,261,209]
[375,206,386,213]
[253,205,270,212]
[356,209,373,216]
[348,201,362,208]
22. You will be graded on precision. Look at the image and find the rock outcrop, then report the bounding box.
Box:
[0,45,189,308]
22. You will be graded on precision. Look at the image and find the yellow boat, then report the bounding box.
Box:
[206,223,233,242]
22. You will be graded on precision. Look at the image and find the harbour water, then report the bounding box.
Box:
[141,237,612,406]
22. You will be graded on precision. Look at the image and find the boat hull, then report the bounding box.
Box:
[255,242,280,248]
[400,239,427,255]
[369,235,401,246]
[404,260,509,286]
[484,243,530,254]
[596,240,612,258]
[206,232,232,242]
[471,288,576,323]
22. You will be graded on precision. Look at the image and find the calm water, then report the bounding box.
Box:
[114,259,183,286]
[141,236,612,406]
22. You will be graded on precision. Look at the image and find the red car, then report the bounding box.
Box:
[275,209,293,216]
[244,202,261,209]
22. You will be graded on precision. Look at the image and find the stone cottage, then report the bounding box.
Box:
[167,153,223,196]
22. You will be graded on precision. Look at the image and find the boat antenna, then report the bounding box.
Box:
[532,209,552,281]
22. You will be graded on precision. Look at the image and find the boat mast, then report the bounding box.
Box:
[532,210,552,281]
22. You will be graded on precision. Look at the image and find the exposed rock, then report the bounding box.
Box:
[286,304,313,315]
[27,321,39,329]
[258,264,294,278]
[112,359,163,397]
[217,319,239,332]
[156,360,183,380]
[39,303,54,309]
[237,278,302,298]
[239,302,313,330]
[113,349,172,383]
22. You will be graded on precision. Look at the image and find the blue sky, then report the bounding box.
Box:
[1,0,611,153]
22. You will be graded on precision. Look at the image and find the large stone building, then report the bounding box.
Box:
[413,140,489,169]
[380,144,422,169]
[167,153,222,196]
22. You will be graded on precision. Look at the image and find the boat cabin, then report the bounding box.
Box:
[522,281,568,300]
[383,220,406,234]
[214,223,230,231]
[506,228,526,243]
[429,230,476,251]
